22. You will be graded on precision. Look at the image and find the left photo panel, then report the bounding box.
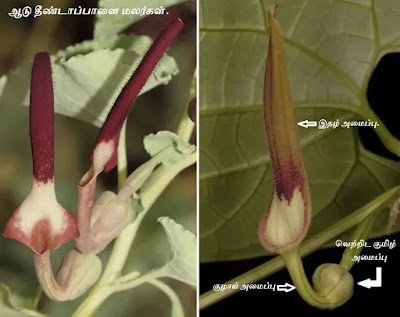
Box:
[0,1,197,316]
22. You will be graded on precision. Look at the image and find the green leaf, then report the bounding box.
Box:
[0,284,44,317]
[0,35,179,127]
[144,131,196,165]
[158,217,196,287]
[94,0,187,38]
[0,284,13,307]
[149,279,185,317]
[9,283,42,311]
[199,0,400,262]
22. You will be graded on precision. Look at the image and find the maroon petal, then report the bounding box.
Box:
[30,52,54,183]
[90,18,184,175]
[3,53,78,254]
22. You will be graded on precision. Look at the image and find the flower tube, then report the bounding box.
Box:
[3,53,78,254]
[258,4,311,254]
[76,18,184,254]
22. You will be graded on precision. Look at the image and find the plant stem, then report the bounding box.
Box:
[148,279,185,316]
[96,215,144,287]
[94,120,129,288]
[176,115,195,142]
[74,142,196,317]
[113,271,141,284]
[361,103,400,158]
[340,210,380,271]
[74,268,167,317]
[21,309,48,317]
[72,122,130,317]
[199,185,400,310]
[282,249,329,309]
[111,268,164,292]
[177,70,196,142]
[72,287,114,317]
[117,121,128,189]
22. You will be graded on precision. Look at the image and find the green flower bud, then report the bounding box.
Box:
[312,263,354,308]
[76,191,134,254]
[56,249,102,300]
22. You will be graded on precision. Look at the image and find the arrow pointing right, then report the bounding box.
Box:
[277,283,296,293]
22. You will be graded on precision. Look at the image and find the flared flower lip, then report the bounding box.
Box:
[3,52,78,254]
[3,19,185,255]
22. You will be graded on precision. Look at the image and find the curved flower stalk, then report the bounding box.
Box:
[258,4,355,309]
[3,53,78,254]
[34,249,102,301]
[75,18,184,254]
[258,4,310,255]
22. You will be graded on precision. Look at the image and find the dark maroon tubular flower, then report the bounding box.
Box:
[75,19,184,254]
[30,52,55,182]
[3,53,79,254]
[89,18,184,177]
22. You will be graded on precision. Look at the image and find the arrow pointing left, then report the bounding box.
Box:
[357,267,382,289]
[297,120,317,128]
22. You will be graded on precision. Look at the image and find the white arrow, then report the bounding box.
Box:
[357,267,382,289]
[277,283,296,293]
[297,120,317,128]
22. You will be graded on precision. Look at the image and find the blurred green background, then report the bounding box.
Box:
[0,1,196,316]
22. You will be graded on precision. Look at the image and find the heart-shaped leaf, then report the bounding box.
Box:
[158,217,196,287]
[0,34,178,127]
[94,0,188,38]
[199,0,400,262]
[144,131,196,165]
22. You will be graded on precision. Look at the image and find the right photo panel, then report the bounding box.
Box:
[199,0,400,314]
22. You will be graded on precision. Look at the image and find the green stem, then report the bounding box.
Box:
[74,153,196,316]
[361,105,400,158]
[148,279,185,316]
[177,70,196,142]
[74,92,197,316]
[282,249,329,309]
[139,152,197,209]
[20,309,48,317]
[199,185,400,310]
[72,287,114,317]
[114,271,141,284]
[339,210,380,271]
[176,115,195,142]
[74,268,164,317]
[95,120,129,288]
[111,268,164,293]
[117,121,128,189]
